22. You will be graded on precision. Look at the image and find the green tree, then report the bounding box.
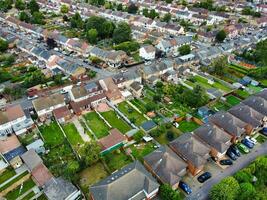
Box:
[234,170,253,183]
[210,177,240,200]
[212,56,227,76]
[114,41,139,54]
[216,30,226,42]
[159,184,182,200]
[64,161,80,181]
[0,0,13,12]
[19,11,30,23]
[178,45,191,55]
[87,29,98,44]
[15,0,26,10]
[23,70,46,88]
[127,3,138,14]
[60,4,69,14]
[165,0,173,3]
[70,12,84,29]
[239,183,256,200]
[31,11,45,24]
[113,22,132,44]
[89,0,105,6]
[0,39,8,52]
[28,0,39,14]
[162,13,172,23]
[80,141,101,166]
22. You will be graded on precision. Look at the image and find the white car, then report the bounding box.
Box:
[245,136,257,145]
[27,95,38,100]
[60,89,68,94]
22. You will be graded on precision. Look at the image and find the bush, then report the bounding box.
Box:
[166,131,175,141]
[114,41,139,54]
[133,131,144,143]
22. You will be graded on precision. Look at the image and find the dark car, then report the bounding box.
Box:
[226,149,237,160]
[219,159,233,166]
[197,172,212,183]
[229,145,241,157]
[179,181,192,195]
[242,139,254,149]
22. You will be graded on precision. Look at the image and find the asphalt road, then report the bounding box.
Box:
[186,140,267,200]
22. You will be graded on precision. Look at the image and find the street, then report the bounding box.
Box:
[186,140,267,200]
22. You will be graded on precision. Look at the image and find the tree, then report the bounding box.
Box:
[28,0,39,14]
[70,12,84,29]
[165,0,173,3]
[117,3,123,11]
[212,56,227,76]
[162,13,172,23]
[178,45,191,55]
[133,130,144,143]
[80,141,101,166]
[239,183,256,200]
[234,170,253,183]
[46,38,57,49]
[64,161,80,181]
[0,0,13,12]
[60,4,69,14]
[114,41,139,54]
[159,184,182,200]
[23,70,46,88]
[87,29,98,44]
[31,11,45,24]
[15,0,26,10]
[113,22,132,44]
[89,0,105,6]
[127,3,138,14]
[0,39,8,52]
[53,74,64,85]
[216,30,226,42]
[19,11,30,23]
[166,131,175,141]
[209,177,240,200]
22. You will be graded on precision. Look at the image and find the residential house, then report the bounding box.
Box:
[0,105,34,136]
[21,149,53,187]
[208,111,249,142]
[144,146,187,189]
[194,123,232,159]
[90,161,159,200]
[0,134,26,168]
[99,77,124,104]
[169,133,210,176]
[98,129,127,155]
[32,94,65,120]
[242,96,267,117]
[53,106,72,124]
[228,103,264,134]
[44,177,81,200]
[139,45,156,60]
[129,81,143,98]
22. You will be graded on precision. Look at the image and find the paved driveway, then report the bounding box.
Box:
[186,141,267,200]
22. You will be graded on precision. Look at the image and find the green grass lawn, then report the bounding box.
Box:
[255,135,267,144]
[130,142,156,161]
[0,171,29,192]
[39,122,65,146]
[130,99,147,113]
[260,79,267,87]
[103,151,132,173]
[0,167,16,185]
[18,132,38,146]
[155,127,183,144]
[118,102,147,126]
[63,123,84,152]
[235,89,250,99]
[5,179,35,200]
[247,85,262,93]
[84,112,109,139]
[194,75,232,92]
[101,110,131,134]
[21,191,35,200]
[36,194,47,200]
[209,101,231,112]
[178,121,200,133]
[79,162,108,197]
[226,95,241,106]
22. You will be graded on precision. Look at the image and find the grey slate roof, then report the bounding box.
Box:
[208,111,247,137]
[144,146,187,186]
[44,177,79,200]
[141,120,157,132]
[256,89,267,101]
[242,96,267,116]
[90,161,159,200]
[228,103,264,128]
[21,149,42,171]
[194,123,231,153]
[169,133,210,168]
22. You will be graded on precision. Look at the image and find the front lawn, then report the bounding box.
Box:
[39,122,64,146]
[4,179,35,200]
[84,112,109,139]
[63,123,84,153]
[103,150,132,173]
[118,102,147,126]
[178,121,200,133]
[0,167,16,185]
[101,111,131,134]
[79,162,108,197]
[130,142,156,161]
[226,95,241,106]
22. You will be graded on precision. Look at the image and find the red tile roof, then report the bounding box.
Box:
[99,129,126,151]
[32,163,53,186]
[53,106,71,120]
[0,134,21,153]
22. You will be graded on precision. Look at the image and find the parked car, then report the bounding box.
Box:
[229,145,241,157]
[226,149,237,160]
[179,181,192,195]
[219,159,233,166]
[242,139,254,149]
[27,95,38,100]
[245,136,257,145]
[197,172,212,183]
[237,143,250,154]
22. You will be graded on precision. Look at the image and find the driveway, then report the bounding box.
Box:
[186,141,267,200]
